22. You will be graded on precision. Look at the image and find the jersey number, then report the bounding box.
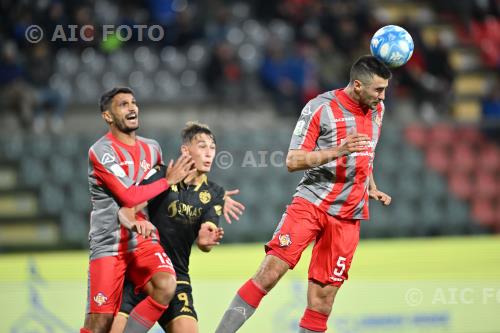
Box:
[333,256,347,277]
[178,292,189,306]
[154,252,172,268]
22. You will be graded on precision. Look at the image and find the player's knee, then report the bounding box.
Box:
[151,272,176,305]
[308,298,333,315]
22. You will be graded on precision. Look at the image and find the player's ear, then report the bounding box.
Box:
[180,144,189,155]
[353,79,363,92]
[102,110,113,124]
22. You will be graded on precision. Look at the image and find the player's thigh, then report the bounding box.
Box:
[118,279,146,315]
[87,255,127,315]
[308,215,360,287]
[306,280,339,315]
[265,197,322,269]
[128,243,176,294]
[158,284,198,332]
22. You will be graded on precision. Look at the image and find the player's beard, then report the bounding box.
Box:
[115,116,139,133]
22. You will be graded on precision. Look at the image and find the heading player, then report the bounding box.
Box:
[216,55,393,333]
[110,122,245,333]
[81,87,195,333]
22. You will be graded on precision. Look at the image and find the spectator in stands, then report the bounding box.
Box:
[482,75,500,120]
[27,42,67,134]
[204,42,243,105]
[260,41,305,116]
[317,34,348,91]
[0,41,35,130]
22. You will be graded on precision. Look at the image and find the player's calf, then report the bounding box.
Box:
[215,255,289,333]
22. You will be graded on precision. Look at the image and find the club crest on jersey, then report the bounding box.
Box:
[93,292,108,306]
[199,190,211,204]
[101,152,115,165]
[140,159,151,173]
[214,205,223,216]
[278,234,292,247]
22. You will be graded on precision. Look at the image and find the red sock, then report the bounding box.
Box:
[129,296,168,329]
[80,329,93,333]
[299,308,329,332]
[237,279,267,308]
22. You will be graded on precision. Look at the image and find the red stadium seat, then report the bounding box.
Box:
[448,169,473,200]
[426,145,451,175]
[478,144,500,172]
[450,142,476,173]
[473,171,498,199]
[456,127,483,145]
[471,198,496,227]
[429,124,456,150]
[404,125,428,148]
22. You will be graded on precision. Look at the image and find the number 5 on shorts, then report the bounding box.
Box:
[333,256,346,277]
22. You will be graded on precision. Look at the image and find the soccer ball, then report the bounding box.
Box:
[370,25,414,68]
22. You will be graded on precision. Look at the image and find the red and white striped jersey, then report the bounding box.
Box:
[289,89,384,220]
[87,132,168,259]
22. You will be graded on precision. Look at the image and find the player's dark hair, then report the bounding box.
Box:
[99,87,135,112]
[182,121,216,144]
[349,55,392,84]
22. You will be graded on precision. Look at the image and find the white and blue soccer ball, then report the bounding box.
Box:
[370,25,414,68]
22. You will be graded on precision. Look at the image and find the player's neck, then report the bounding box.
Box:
[110,128,136,146]
[343,85,361,104]
[185,171,206,186]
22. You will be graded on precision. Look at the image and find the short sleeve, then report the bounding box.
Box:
[289,101,324,151]
[201,185,225,227]
[89,144,134,189]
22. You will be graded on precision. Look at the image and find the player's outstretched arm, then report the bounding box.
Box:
[117,207,155,238]
[223,189,245,224]
[196,222,224,252]
[368,172,392,206]
[286,132,370,172]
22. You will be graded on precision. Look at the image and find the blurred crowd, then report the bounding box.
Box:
[1,0,499,133]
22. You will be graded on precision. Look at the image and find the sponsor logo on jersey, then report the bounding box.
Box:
[214,205,223,216]
[278,233,292,247]
[93,292,108,306]
[294,120,305,136]
[332,117,355,123]
[168,200,203,222]
[119,160,134,166]
[110,164,126,177]
[199,190,211,204]
[101,152,115,165]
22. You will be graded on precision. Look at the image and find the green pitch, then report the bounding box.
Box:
[1,236,499,332]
